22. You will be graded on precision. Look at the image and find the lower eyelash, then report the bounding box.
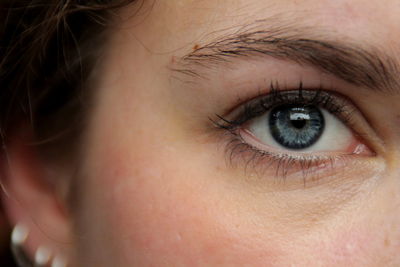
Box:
[224,131,349,184]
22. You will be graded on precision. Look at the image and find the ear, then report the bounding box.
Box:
[0,129,74,266]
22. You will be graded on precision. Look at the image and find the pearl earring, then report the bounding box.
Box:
[11,223,69,267]
[52,255,68,267]
[11,223,34,267]
[34,246,52,266]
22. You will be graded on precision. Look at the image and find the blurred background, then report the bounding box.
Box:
[0,204,17,266]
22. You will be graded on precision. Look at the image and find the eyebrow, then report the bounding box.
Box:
[173,27,400,93]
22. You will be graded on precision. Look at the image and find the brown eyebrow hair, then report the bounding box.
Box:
[172,26,400,93]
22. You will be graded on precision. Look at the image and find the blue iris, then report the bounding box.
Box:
[269,105,325,150]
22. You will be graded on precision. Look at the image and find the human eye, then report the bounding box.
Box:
[212,82,376,182]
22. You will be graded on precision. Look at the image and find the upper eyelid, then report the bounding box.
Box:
[215,85,353,127]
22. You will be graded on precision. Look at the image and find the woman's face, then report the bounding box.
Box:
[72,0,400,265]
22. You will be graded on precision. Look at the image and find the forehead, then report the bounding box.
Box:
[120,0,400,53]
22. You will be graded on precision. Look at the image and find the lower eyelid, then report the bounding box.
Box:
[239,128,373,157]
[222,132,380,187]
[223,133,337,180]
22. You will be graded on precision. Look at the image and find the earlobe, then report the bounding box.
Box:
[0,130,73,266]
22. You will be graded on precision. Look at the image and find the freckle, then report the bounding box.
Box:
[384,237,390,247]
[193,44,199,50]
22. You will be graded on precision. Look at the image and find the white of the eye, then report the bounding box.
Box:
[248,108,353,152]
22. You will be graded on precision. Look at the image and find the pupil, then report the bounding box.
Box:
[269,105,325,150]
[291,119,306,129]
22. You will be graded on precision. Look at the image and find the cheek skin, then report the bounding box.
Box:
[89,145,283,266]
[317,226,376,266]
[314,173,400,266]
[317,219,399,266]
[75,127,393,267]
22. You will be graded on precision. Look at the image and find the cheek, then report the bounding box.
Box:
[312,185,400,266]
[87,148,380,266]
[316,227,376,266]
[77,135,398,266]
[317,225,400,266]
[96,150,283,266]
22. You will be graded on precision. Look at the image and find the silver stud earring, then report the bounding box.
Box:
[34,246,52,266]
[11,223,34,267]
[51,255,67,267]
[11,223,69,267]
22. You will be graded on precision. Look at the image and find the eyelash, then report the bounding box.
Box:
[211,82,360,181]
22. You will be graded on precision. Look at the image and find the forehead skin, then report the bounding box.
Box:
[74,0,400,266]
[119,0,400,57]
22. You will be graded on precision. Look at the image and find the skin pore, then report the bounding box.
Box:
[3,0,400,266]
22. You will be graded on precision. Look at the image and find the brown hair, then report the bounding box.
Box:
[0,1,137,150]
